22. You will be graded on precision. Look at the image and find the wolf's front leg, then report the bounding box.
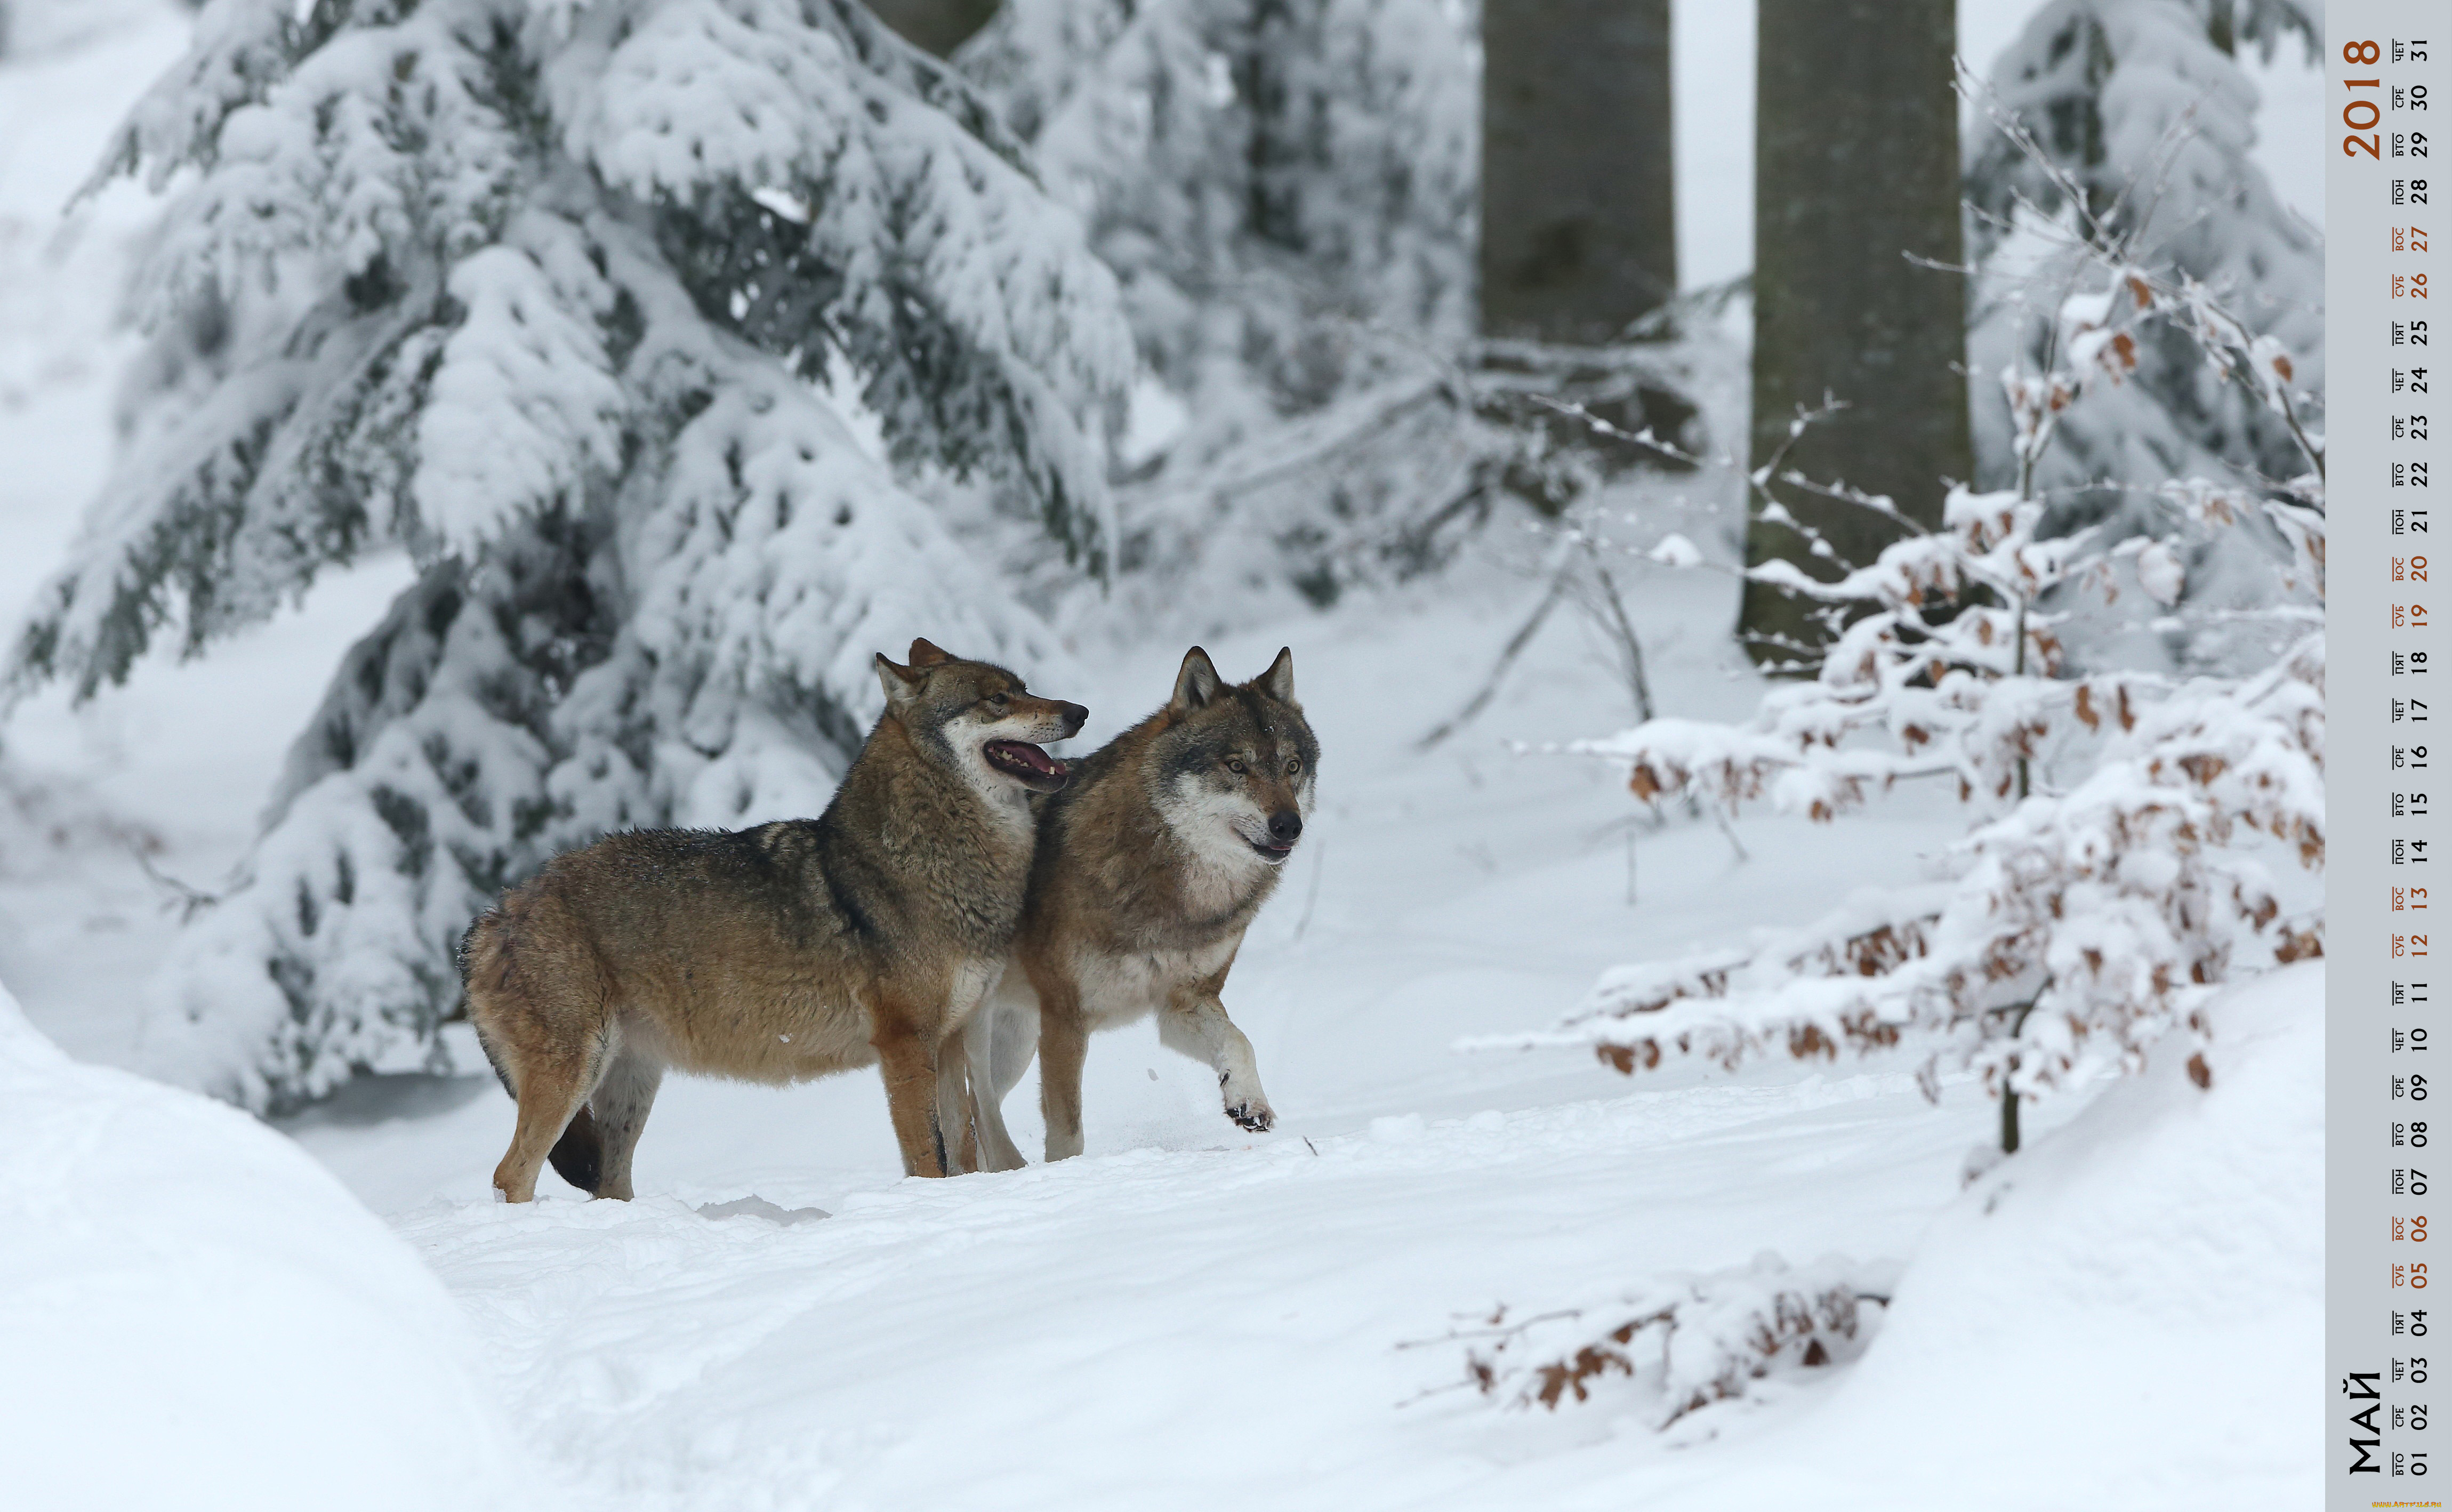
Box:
[1160,990,1274,1133]
[872,1002,953,1178]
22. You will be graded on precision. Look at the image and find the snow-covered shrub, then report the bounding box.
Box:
[1964,0,2322,514]
[6,0,1133,1108]
[1425,1253,1899,1426]
[1481,261,2322,1154]
[1449,966,2318,1483]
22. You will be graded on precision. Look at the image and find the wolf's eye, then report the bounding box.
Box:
[1287,758,1301,776]
[1226,757,1247,775]
[988,691,1009,708]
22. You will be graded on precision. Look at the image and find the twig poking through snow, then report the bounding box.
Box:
[1418,545,1577,750]
[1709,803,1750,865]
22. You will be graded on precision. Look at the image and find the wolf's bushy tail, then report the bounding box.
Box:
[547,1108,602,1196]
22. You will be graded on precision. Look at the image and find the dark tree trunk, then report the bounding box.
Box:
[1241,0,1317,254]
[1738,0,1973,664]
[1479,0,1676,343]
[864,0,1001,57]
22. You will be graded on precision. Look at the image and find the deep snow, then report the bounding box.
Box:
[0,868,2320,1511]
[1,590,2321,1510]
[0,978,546,1511]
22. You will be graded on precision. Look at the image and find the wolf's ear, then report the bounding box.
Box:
[875,653,928,707]
[1171,646,1221,712]
[907,638,952,667]
[1256,647,1297,706]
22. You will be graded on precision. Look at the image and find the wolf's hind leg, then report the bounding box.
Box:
[587,1043,664,1201]
[1034,973,1090,1163]
[467,888,622,1200]
[492,1042,608,1203]
[1160,987,1274,1133]
[475,1016,589,1196]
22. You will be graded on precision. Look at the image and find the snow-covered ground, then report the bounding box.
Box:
[3,761,2320,1512]
[0,977,545,1512]
[0,550,2324,1509]
[0,5,2320,1509]
[3,574,2325,1510]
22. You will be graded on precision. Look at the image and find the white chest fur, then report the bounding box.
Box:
[1070,934,1243,1029]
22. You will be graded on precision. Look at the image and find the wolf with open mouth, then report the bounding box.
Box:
[956,645,1317,1170]
[463,638,1086,1200]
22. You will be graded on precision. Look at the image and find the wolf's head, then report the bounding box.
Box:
[875,638,1087,794]
[1148,646,1319,869]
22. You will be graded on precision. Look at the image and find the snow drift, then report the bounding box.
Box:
[0,977,547,1512]
[1623,960,2322,1511]
[1839,959,2324,1507]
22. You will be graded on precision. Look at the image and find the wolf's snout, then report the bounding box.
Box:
[1268,811,1303,845]
[1056,701,1089,737]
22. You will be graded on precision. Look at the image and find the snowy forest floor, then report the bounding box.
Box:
[0,9,2318,1509]
[0,527,2325,1510]
[0,553,2326,1509]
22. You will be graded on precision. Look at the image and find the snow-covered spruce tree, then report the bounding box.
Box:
[6,0,1132,1109]
[963,0,1473,422]
[1476,265,2322,1157]
[1964,0,2322,521]
[957,0,1484,615]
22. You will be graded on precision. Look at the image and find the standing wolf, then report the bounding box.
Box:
[462,639,1086,1201]
[961,646,1317,1170]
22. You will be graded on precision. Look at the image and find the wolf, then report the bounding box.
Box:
[959,645,1317,1170]
[462,639,1086,1201]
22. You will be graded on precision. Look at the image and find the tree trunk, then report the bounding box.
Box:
[864,0,1001,57]
[1738,0,1972,664]
[1479,0,1676,343]
[1241,0,1315,255]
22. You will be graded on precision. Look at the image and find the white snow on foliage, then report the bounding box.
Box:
[10,0,1129,1108]
[1966,0,2324,517]
[0,977,549,1512]
[959,0,1481,619]
[1686,961,2324,1510]
[414,237,629,560]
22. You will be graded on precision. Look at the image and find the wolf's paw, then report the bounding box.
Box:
[1225,1098,1275,1132]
